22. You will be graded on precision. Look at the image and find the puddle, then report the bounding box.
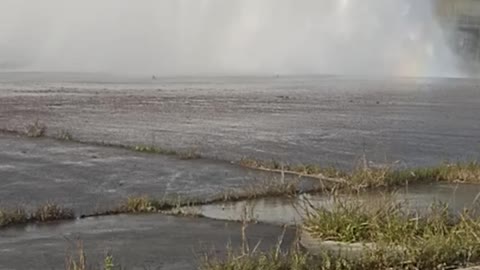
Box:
[196,183,480,225]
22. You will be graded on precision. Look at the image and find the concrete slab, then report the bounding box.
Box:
[1,73,479,270]
[0,214,294,270]
[1,74,480,168]
[0,133,287,215]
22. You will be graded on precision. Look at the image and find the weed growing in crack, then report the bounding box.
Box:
[25,120,47,137]
[57,129,74,141]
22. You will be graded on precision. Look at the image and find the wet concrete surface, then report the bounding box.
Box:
[0,214,294,270]
[1,73,479,168]
[0,133,293,215]
[197,183,480,225]
[1,73,480,269]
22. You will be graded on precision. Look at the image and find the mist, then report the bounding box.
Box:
[0,0,459,77]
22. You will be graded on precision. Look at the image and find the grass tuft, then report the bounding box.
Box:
[66,242,87,270]
[25,120,47,137]
[57,129,74,141]
[302,197,480,269]
[31,203,75,222]
[0,203,74,228]
[65,242,117,270]
[132,145,178,155]
[0,208,28,227]
[178,148,202,160]
[121,196,168,213]
[103,196,193,215]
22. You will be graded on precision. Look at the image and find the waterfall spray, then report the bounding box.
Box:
[0,0,460,77]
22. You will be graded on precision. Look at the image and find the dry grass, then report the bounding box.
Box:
[30,203,75,222]
[345,161,480,190]
[302,196,480,269]
[65,242,87,270]
[203,196,480,270]
[240,158,480,190]
[239,158,344,179]
[87,196,198,217]
[0,203,74,228]
[65,242,115,270]
[120,196,178,213]
[0,208,28,227]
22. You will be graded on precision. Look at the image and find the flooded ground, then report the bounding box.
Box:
[1,73,479,168]
[1,73,480,269]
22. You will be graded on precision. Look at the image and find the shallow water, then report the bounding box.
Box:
[197,183,480,225]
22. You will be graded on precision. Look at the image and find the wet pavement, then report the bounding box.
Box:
[1,73,479,168]
[1,73,480,269]
[0,214,294,270]
[0,133,291,215]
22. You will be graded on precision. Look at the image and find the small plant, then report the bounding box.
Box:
[123,196,160,213]
[132,145,177,155]
[31,203,75,222]
[66,242,87,270]
[25,120,46,137]
[0,204,74,227]
[65,243,118,270]
[0,208,28,227]
[178,148,202,160]
[58,129,74,141]
[103,254,114,270]
[119,196,187,213]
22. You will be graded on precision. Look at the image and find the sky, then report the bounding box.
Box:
[0,0,459,76]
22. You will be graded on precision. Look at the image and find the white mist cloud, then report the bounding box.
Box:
[0,0,459,76]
